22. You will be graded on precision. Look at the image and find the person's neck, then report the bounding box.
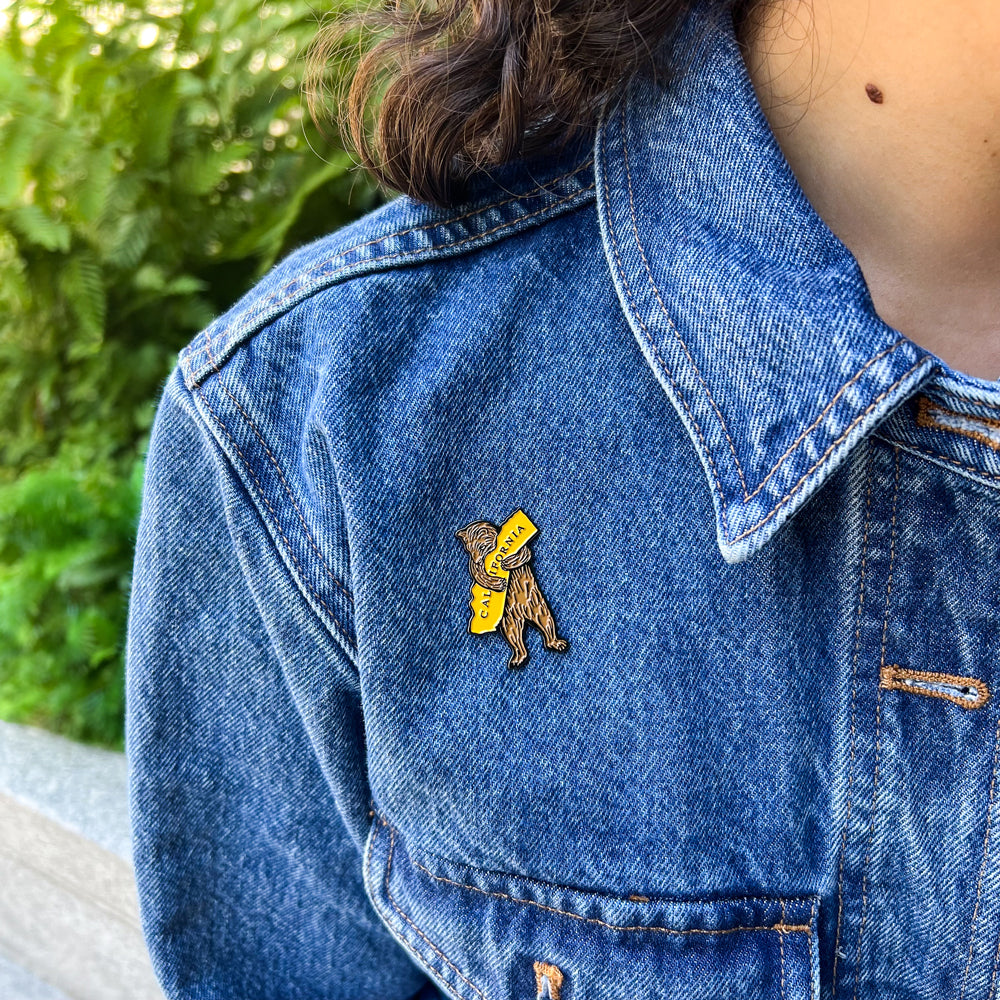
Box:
[737,0,1000,380]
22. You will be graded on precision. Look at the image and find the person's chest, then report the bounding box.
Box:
[332,288,1000,998]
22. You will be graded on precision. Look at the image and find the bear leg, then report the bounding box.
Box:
[501,614,530,669]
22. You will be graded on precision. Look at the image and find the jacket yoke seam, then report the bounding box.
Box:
[191,382,357,653]
[278,158,595,268]
[202,337,354,607]
[280,158,594,264]
[194,181,595,364]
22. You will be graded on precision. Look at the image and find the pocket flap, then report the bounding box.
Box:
[364,814,820,1000]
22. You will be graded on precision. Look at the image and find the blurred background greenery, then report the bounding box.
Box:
[0,0,380,748]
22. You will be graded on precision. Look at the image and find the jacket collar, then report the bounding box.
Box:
[595,0,936,562]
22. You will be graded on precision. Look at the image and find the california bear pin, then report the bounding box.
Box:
[455,509,569,669]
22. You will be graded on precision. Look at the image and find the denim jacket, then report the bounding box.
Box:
[125,2,1000,998]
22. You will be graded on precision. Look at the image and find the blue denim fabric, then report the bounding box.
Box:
[125,2,1000,998]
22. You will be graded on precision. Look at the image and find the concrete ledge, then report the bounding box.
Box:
[0,953,70,1000]
[0,722,164,1000]
[0,721,131,861]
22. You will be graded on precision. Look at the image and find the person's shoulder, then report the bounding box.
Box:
[178,135,596,390]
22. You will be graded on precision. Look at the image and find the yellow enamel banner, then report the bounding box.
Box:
[469,509,538,633]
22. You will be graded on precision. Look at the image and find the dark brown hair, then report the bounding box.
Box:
[304,1,756,210]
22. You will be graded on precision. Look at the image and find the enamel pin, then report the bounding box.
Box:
[455,509,569,669]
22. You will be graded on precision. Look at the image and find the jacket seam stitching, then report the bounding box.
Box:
[729,361,927,543]
[202,337,354,606]
[808,901,817,996]
[873,437,1000,484]
[413,843,813,908]
[328,158,594,255]
[618,88,914,516]
[190,382,357,652]
[988,869,1000,1000]
[321,159,593,259]
[376,818,486,1000]
[923,391,1000,417]
[850,447,900,1000]
[739,342,903,502]
[830,442,874,998]
[191,180,595,368]
[364,818,470,1000]
[410,858,811,937]
[599,102,732,541]
[183,166,595,380]
[960,693,1000,997]
[779,901,786,1000]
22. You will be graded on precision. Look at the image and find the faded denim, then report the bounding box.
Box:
[125,2,1000,998]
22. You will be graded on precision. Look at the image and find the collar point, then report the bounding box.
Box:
[712,354,935,564]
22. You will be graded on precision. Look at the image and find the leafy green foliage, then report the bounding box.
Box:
[0,0,380,747]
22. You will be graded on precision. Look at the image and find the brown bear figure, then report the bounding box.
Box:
[455,520,569,669]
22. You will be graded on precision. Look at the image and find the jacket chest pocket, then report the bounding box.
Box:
[364,814,819,1000]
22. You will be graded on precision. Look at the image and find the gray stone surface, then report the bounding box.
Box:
[0,721,131,861]
[0,953,71,1000]
[0,723,165,999]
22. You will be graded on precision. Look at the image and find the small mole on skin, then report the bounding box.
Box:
[865,83,884,104]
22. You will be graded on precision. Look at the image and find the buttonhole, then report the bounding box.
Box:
[533,961,563,1000]
[880,664,989,710]
[916,396,1000,451]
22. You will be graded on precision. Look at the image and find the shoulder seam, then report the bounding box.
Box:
[190,377,358,658]
[311,158,594,261]
[181,157,596,388]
